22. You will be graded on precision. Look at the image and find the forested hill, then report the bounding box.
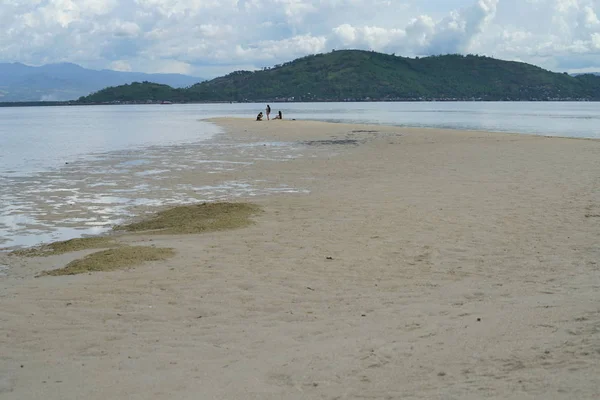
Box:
[77,50,600,103]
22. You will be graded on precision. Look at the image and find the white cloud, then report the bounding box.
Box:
[110,60,132,71]
[329,0,498,55]
[0,0,599,77]
[592,32,600,49]
[470,0,600,71]
[331,24,406,49]
[426,0,498,54]
[149,59,193,74]
[109,20,141,37]
[582,5,600,27]
[251,34,328,61]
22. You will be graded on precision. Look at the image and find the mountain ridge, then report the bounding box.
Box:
[0,62,203,102]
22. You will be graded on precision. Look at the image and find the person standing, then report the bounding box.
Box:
[266,104,271,120]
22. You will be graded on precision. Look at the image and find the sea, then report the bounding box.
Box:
[1,101,599,254]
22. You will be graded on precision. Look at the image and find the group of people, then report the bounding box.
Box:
[256,104,282,121]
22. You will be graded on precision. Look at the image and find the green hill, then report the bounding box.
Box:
[78,50,600,103]
[76,81,185,103]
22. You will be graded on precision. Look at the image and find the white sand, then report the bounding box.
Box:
[1,118,599,399]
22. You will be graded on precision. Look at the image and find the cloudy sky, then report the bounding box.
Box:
[1,0,599,78]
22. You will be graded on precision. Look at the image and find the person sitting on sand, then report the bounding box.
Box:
[273,111,283,120]
[256,112,263,121]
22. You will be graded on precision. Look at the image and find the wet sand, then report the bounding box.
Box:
[1,118,599,399]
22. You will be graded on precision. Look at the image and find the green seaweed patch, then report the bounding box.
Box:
[11,237,117,257]
[115,202,261,234]
[41,246,175,276]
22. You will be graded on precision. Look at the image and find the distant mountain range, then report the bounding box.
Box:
[78,50,600,103]
[0,62,203,102]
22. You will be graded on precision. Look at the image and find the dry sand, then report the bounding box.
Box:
[1,118,599,399]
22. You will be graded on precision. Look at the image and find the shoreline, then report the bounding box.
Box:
[1,118,599,399]
[0,120,305,250]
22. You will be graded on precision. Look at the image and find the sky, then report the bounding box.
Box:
[0,0,599,78]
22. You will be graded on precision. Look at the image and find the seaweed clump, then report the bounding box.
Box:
[11,237,117,257]
[115,202,261,234]
[41,246,175,276]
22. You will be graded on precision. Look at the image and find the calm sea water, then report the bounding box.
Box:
[1,102,599,175]
[0,102,598,251]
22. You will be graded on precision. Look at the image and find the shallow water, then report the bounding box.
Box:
[0,138,308,249]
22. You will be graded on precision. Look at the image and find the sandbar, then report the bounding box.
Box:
[1,118,599,399]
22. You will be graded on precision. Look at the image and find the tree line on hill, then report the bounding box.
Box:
[75,50,600,103]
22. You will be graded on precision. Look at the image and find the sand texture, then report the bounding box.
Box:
[1,118,599,399]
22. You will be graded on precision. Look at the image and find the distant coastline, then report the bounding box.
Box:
[1,98,599,108]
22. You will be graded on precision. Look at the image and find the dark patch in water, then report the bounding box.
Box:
[351,130,379,133]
